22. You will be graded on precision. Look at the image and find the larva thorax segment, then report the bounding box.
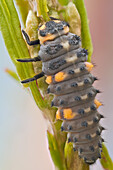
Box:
[38,20,70,44]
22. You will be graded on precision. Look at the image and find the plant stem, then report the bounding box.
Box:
[36,0,50,21]
[73,0,93,62]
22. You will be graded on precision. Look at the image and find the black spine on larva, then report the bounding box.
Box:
[39,31,103,164]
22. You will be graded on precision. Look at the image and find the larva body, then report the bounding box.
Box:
[20,19,104,165]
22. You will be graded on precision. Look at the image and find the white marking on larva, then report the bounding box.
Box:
[66,54,77,62]
[94,145,98,149]
[87,120,93,125]
[84,107,91,113]
[72,112,78,117]
[74,68,80,74]
[91,133,96,138]
[78,81,84,87]
[81,94,88,100]
[85,160,94,164]
[61,41,70,50]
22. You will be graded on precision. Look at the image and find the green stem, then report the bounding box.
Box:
[14,0,30,26]
[36,0,50,21]
[73,0,93,62]
[100,144,113,170]
[65,142,89,170]
[47,131,67,170]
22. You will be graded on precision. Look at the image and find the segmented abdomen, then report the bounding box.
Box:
[39,32,103,164]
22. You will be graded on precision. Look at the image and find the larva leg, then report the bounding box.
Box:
[21,72,45,84]
[22,30,40,46]
[17,56,41,62]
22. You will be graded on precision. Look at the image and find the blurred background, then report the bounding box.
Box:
[0,0,113,169]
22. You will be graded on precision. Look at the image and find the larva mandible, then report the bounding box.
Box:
[17,18,104,165]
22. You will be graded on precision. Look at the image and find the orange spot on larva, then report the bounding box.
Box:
[46,76,52,84]
[39,34,56,44]
[38,25,69,44]
[94,99,102,108]
[64,26,69,34]
[56,110,61,120]
[63,109,75,119]
[55,72,66,82]
[85,62,94,71]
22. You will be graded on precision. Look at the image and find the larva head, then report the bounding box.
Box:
[38,20,69,44]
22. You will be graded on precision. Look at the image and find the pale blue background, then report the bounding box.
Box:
[0,0,113,170]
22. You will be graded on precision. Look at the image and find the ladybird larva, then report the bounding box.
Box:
[17,19,104,165]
